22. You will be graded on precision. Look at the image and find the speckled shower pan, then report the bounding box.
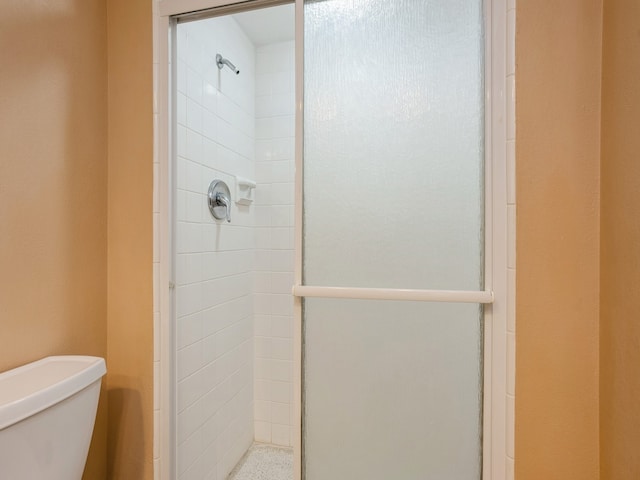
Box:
[228,444,293,480]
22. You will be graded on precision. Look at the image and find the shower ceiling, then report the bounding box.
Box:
[233,3,295,45]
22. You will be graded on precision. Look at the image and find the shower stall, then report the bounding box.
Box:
[157,0,510,479]
[173,7,296,477]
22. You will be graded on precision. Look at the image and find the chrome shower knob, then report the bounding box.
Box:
[208,180,232,223]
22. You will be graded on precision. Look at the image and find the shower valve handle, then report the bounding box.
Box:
[207,179,232,223]
[215,192,231,223]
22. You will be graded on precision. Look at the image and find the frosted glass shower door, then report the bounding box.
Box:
[301,0,485,479]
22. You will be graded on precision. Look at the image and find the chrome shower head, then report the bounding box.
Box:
[216,53,240,75]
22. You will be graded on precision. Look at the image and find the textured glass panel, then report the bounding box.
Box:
[303,0,484,290]
[303,299,483,480]
[302,1,485,478]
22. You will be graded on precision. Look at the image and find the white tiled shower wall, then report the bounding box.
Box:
[174,19,296,479]
[175,17,255,480]
[506,2,517,479]
[252,41,296,447]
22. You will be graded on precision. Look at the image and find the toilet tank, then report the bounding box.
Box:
[0,356,106,480]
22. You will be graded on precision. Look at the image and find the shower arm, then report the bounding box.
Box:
[216,54,240,75]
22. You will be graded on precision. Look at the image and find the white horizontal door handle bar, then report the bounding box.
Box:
[292,285,494,304]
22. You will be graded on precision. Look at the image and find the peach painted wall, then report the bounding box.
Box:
[106,0,154,478]
[600,0,640,478]
[0,1,108,478]
[515,1,602,479]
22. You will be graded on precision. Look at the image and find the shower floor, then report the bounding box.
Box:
[228,444,293,480]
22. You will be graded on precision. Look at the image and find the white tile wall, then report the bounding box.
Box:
[506,0,517,474]
[252,41,296,448]
[152,2,161,478]
[175,16,256,480]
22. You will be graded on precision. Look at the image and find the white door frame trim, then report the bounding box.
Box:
[153,1,513,478]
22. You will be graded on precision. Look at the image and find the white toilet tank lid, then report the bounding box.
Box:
[0,355,106,430]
